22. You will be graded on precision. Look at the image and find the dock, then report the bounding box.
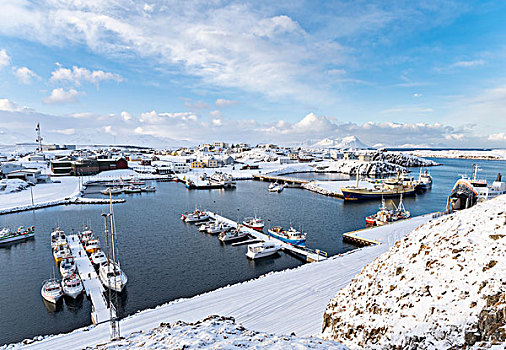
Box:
[66,234,115,325]
[252,174,309,186]
[206,212,327,262]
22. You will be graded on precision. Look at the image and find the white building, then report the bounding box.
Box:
[171,162,190,173]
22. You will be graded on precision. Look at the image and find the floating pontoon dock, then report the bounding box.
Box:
[66,234,115,325]
[252,174,310,186]
[205,212,327,262]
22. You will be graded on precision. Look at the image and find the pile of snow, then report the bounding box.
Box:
[0,179,29,194]
[322,195,506,349]
[93,316,346,349]
[372,151,439,167]
[312,136,370,150]
[405,149,506,161]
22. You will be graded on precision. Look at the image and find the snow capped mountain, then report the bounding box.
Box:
[322,195,506,349]
[311,136,370,149]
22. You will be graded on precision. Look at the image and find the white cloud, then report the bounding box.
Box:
[0,49,10,68]
[381,106,433,114]
[445,133,464,141]
[413,93,422,98]
[50,64,123,86]
[210,110,222,118]
[212,118,223,126]
[13,66,40,84]
[488,133,506,142]
[121,111,132,121]
[43,88,81,104]
[0,98,25,112]
[451,59,485,68]
[216,99,239,107]
[49,128,75,135]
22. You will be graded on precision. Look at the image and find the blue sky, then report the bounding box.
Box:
[0,0,505,147]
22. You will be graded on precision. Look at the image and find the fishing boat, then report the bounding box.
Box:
[218,227,249,243]
[99,260,128,292]
[123,185,142,194]
[90,250,107,265]
[242,217,265,231]
[206,222,231,235]
[198,222,213,232]
[61,274,84,299]
[141,185,156,192]
[449,165,506,210]
[85,239,100,254]
[59,256,77,278]
[128,179,145,186]
[268,182,285,192]
[0,226,35,246]
[343,171,416,201]
[246,241,281,259]
[52,241,70,264]
[181,210,210,223]
[41,278,63,303]
[365,196,410,226]
[78,226,94,245]
[417,168,433,190]
[50,227,66,248]
[267,226,306,247]
[101,187,123,195]
[210,172,236,188]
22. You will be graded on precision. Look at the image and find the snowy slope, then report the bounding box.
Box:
[312,136,370,149]
[93,316,347,349]
[322,195,506,349]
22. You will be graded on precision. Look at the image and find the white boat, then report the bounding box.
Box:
[59,256,77,278]
[123,185,142,194]
[246,241,280,259]
[218,227,249,243]
[417,168,433,189]
[210,172,236,188]
[53,241,70,264]
[41,278,63,303]
[0,226,35,246]
[268,182,285,192]
[78,227,94,245]
[181,210,210,223]
[90,250,107,265]
[61,274,83,298]
[206,222,231,235]
[141,185,156,192]
[101,187,123,195]
[99,261,128,292]
[242,217,265,231]
[50,228,66,248]
[198,222,213,232]
[85,239,100,254]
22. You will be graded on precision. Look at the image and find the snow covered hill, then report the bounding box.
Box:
[93,316,346,350]
[322,195,506,349]
[312,136,370,149]
[372,151,439,167]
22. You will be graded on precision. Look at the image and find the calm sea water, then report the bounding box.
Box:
[0,158,504,344]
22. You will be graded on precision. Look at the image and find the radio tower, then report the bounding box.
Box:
[35,122,43,153]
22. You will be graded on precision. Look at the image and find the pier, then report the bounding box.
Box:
[252,174,309,186]
[206,212,327,262]
[66,234,115,325]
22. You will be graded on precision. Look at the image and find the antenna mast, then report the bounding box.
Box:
[35,122,43,153]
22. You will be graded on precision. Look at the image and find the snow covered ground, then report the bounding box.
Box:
[10,214,432,349]
[322,195,506,349]
[406,149,506,160]
[93,316,347,350]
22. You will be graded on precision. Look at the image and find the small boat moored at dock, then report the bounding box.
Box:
[0,226,35,246]
[41,278,63,304]
[90,250,107,265]
[182,210,210,223]
[365,196,410,226]
[246,241,281,259]
[267,226,306,247]
[218,227,249,243]
[268,182,285,192]
[59,256,77,278]
[61,274,83,299]
[99,261,128,292]
[242,217,265,231]
[85,239,100,254]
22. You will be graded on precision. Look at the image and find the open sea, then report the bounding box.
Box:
[0,157,505,345]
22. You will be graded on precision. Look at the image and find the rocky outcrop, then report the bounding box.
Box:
[322,195,506,350]
[370,151,439,167]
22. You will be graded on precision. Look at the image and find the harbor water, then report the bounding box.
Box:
[0,158,504,345]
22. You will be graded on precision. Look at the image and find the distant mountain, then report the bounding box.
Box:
[311,136,370,149]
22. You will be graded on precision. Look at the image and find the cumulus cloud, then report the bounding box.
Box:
[0,98,26,112]
[488,133,506,142]
[50,64,123,86]
[216,99,239,107]
[43,88,81,104]
[121,111,132,121]
[13,66,40,84]
[0,49,10,67]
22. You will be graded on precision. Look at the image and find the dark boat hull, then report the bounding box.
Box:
[342,188,416,201]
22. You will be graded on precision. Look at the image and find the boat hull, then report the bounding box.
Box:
[342,188,416,201]
[267,231,305,247]
[0,232,34,246]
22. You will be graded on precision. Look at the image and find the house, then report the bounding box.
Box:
[220,156,235,166]
[213,142,228,149]
[171,162,190,173]
[288,152,299,160]
[202,157,219,168]
[278,156,295,164]
[6,168,46,183]
[330,150,344,160]
[191,161,205,169]
[0,162,25,176]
